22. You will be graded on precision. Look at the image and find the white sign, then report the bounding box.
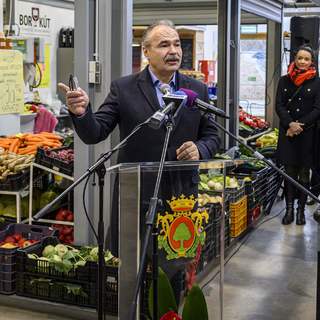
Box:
[15,1,52,37]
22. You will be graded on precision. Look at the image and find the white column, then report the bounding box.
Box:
[0,0,3,33]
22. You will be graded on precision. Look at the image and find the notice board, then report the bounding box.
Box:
[0,50,24,114]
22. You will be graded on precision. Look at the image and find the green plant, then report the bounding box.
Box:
[148,268,208,320]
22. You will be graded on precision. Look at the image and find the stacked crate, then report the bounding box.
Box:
[230,196,248,237]
[16,237,118,315]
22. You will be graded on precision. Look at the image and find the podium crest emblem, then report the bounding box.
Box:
[157,195,208,260]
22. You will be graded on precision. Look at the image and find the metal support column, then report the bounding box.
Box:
[73,0,132,245]
[229,0,240,147]
[218,0,231,150]
[73,0,95,245]
[266,19,282,128]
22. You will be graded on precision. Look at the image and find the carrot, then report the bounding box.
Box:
[42,139,62,148]
[18,145,38,155]
[39,132,63,140]
[8,139,20,153]
[24,135,44,141]
[12,140,21,154]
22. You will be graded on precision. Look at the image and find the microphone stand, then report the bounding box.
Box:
[33,119,151,320]
[129,115,175,320]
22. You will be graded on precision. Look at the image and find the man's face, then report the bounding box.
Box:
[143,25,182,77]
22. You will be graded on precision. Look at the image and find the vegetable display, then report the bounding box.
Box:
[0,132,63,155]
[0,151,34,181]
[199,174,240,191]
[0,233,38,249]
[27,243,120,274]
[239,107,269,130]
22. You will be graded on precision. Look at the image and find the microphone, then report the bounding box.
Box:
[148,91,187,129]
[179,88,229,119]
[159,83,171,95]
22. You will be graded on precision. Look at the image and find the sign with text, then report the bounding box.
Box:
[0,50,24,114]
[16,1,52,37]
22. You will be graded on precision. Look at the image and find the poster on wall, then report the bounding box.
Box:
[15,0,74,99]
[0,51,24,114]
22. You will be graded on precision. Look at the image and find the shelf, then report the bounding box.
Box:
[32,162,74,181]
[29,163,74,225]
[36,219,73,226]
[239,128,272,144]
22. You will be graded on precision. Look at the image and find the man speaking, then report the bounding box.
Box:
[59,20,220,294]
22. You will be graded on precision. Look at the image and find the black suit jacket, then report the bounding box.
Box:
[71,67,220,163]
[71,67,220,258]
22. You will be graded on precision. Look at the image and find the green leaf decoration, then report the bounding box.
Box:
[182,284,208,320]
[149,268,178,319]
[173,223,191,253]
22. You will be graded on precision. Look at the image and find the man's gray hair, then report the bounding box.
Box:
[142,20,177,48]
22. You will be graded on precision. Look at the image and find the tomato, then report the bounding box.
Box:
[4,236,16,243]
[56,208,73,221]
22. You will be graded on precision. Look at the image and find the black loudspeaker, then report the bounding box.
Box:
[290,16,320,67]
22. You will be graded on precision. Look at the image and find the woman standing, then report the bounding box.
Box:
[276,45,320,225]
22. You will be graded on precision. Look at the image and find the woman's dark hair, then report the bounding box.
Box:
[294,45,316,62]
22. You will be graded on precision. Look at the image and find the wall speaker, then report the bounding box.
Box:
[290,16,320,67]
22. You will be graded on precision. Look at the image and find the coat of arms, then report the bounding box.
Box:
[157,195,209,260]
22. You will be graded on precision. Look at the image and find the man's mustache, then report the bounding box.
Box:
[165,55,180,62]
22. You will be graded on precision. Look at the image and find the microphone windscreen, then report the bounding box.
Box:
[159,83,171,95]
[179,88,198,108]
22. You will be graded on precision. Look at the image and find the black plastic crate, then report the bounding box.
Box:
[35,148,53,168]
[0,224,57,255]
[0,280,15,294]
[52,157,73,176]
[17,237,114,283]
[36,147,73,176]
[0,170,30,191]
[0,271,15,281]
[0,263,15,273]
[16,272,94,308]
[16,268,118,315]
[0,224,57,293]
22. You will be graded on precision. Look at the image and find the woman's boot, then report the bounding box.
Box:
[282,203,294,225]
[296,186,307,225]
[296,206,306,225]
[296,191,308,226]
[282,182,295,225]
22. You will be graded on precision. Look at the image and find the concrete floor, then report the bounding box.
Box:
[202,200,318,320]
[0,199,318,320]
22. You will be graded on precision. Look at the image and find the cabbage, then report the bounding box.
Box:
[42,245,56,258]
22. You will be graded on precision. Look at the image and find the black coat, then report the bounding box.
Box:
[71,67,220,162]
[275,75,320,167]
[70,67,221,260]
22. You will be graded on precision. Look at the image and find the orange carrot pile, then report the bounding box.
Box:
[0,132,63,155]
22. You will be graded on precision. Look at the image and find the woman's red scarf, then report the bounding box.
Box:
[287,61,316,86]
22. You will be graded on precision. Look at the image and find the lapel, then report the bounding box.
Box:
[137,67,161,112]
[172,71,192,132]
[176,71,192,91]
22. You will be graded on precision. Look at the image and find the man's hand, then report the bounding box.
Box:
[58,83,89,116]
[176,141,200,161]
